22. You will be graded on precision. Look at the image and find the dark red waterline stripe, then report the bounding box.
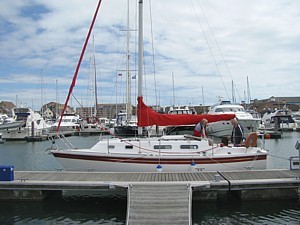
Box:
[52,152,267,165]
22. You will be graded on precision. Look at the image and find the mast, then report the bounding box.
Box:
[125,0,131,124]
[40,68,44,116]
[231,80,235,103]
[247,76,251,104]
[202,86,205,106]
[56,79,59,117]
[138,0,143,135]
[92,35,98,118]
[56,0,102,132]
[172,70,175,107]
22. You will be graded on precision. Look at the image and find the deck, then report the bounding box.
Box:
[0,170,299,225]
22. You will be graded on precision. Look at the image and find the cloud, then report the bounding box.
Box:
[0,0,300,111]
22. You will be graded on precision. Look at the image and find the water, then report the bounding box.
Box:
[0,133,300,224]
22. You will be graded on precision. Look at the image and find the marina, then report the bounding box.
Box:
[0,132,300,224]
[1,0,300,224]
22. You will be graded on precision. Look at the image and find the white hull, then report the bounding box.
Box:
[0,121,25,129]
[262,110,298,129]
[51,135,267,172]
[51,125,81,132]
[1,107,51,140]
[206,102,261,138]
[206,119,261,138]
[262,122,298,129]
[51,114,82,132]
[1,127,49,140]
[53,154,266,172]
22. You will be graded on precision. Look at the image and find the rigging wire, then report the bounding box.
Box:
[189,0,230,101]
[195,0,243,103]
[71,93,84,109]
[149,0,158,107]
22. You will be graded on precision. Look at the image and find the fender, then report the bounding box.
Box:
[245,132,258,148]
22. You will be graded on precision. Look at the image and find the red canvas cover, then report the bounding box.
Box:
[137,96,236,127]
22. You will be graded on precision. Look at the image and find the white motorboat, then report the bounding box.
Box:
[82,117,101,132]
[0,113,15,124]
[0,121,25,129]
[261,109,298,129]
[51,0,267,172]
[164,106,197,135]
[292,110,300,127]
[0,113,19,129]
[0,107,51,140]
[206,101,261,138]
[51,113,83,132]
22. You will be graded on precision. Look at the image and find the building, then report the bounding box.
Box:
[76,103,126,120]
[250,96,300,114]
[41,102,74,119]
[0,101,16,115]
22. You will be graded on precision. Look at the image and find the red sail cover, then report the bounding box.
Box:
[137,96,235,127]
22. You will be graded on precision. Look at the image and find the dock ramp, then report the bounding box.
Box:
[126,183,192,225]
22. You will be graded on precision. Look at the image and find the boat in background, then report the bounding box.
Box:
[0,113,16,124]
[0,120,25,130]
[292,110,300,127]
[0,107,51,140]
[113,0,139,138]
[51,113,83,132]
[113,110,141,137]
[206,101,261,138]
[261,109,298,129]
[0,111,24,130]
[164,106,197,135]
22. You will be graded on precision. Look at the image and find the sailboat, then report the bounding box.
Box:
[82,36,103,133]
[51,0,268,172]
[113,0,140,137]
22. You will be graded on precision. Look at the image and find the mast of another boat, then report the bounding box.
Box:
[125,0,131,124]
[138,0,143,135]
[92,35,98,118]
[172,69,175,107]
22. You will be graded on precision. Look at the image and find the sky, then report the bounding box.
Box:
[1,0,300,111]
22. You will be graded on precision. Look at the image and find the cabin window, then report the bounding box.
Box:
[125,145,133,149]
[180,145,198,149]
[154,145,172,149]
[108,145,115,149]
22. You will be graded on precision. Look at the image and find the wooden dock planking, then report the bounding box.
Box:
[219,170,300,181]
[1,170,299,224]
[8,170,299,184]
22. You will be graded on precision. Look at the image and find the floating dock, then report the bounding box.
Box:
[77,129,110,136]
[0,170,299,225]
[258,127,300,139]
